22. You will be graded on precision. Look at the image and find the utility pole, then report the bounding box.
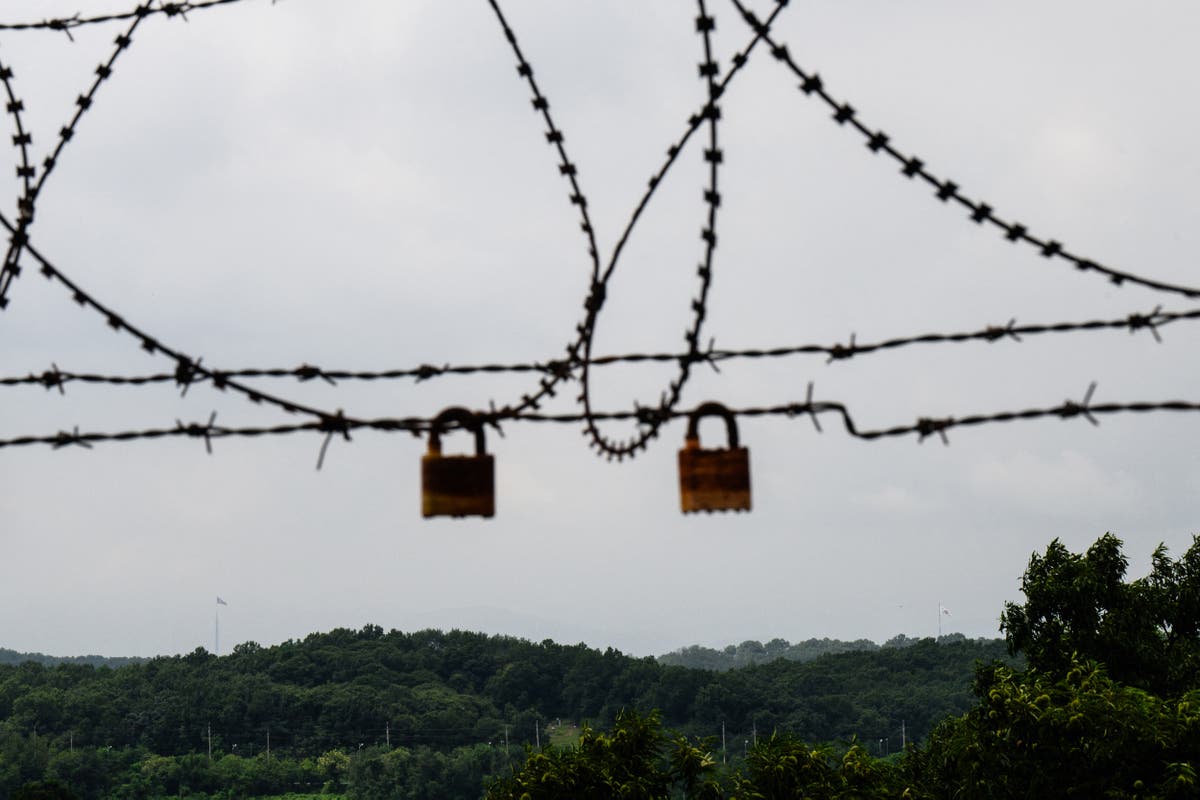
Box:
[901,720,906,750]
[386,722,390,748]
[752,721,757,746]
[721,720,726,766]
[207,723,212,761]
[266,728,270,760]
[504,725,509,756]
[69,731,73,752]
[535,719,540,748]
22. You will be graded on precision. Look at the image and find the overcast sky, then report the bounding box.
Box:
[2,0,1198,659]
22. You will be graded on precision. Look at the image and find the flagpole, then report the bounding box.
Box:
[215,605,220,656]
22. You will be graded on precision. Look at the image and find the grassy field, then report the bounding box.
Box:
[547,721,582,748]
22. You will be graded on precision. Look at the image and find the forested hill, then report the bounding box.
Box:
[0,647,144,669]
[657,633,962,670]
[0,627,1012,755]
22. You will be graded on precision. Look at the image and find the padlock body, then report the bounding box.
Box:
[679,447,751,513]
[422,454,495,518]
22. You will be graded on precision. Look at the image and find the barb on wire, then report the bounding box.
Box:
[175,357,204,396]
[316,409,351,470]
[828,333,857,363]
[51,425,92,450]
[296,363,337,386]
[176,411,217,454]
[804,381,822,433]
[916,417,952,446]
[38,363,66,395]
[1127,305,1165,343]
[1059,382,1100,426]
[725,0,1200,301]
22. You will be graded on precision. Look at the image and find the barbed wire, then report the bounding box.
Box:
[576,0,727,461]
[0,57,34,311]
[0,1,256,35]
[3,304,1191,391]
[6,388,1199,465]
[2,224,379,439]
[0,0,788,451]
[0,12,151,309]
[724,0,1200,300]
[473,0,599,428]
[0,0,1197,468]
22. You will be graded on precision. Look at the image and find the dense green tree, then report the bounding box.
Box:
[0,621,1020,797]
[12,779,78,800]
[486,709,722,800]
[731,735,904,799]
[914,658,1200,799]
[1001,533,1200,696]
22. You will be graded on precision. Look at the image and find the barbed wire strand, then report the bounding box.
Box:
[0,58,34,310]
[3,304,1188,391]
[577,0,722,461]
[0,223,383,456]
[5,388,1199,453]
[0,1,255,34]
[2,1,1197,469]
[725,0,1200,300]
[0,12,151,309]
[573,0,792,461]
[0,0,794,460]
[478,0,600,427]
[0,0,748,465]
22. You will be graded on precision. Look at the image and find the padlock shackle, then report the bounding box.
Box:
[428,406,486,456]
[685,401,739,449]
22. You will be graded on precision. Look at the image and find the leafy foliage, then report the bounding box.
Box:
[486,710,693,799]
[915,658,1200,798]
[487,712,913,799]
[0,628,1004,798]
[1001,533,1200,696]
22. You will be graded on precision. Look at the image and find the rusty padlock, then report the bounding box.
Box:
[422,407,495,518]
[678,401,751,514]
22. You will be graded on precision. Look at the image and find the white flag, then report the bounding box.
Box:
[216,597,228,606]
[940,605,951,616]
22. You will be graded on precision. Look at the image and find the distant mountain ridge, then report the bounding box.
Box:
[2,632,984,671]
[0,647,145,669]
[658,632,988,670]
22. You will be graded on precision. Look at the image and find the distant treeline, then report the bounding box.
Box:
[0,648,144,670]
[657,632,966,670]
[0,627,1013,798]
